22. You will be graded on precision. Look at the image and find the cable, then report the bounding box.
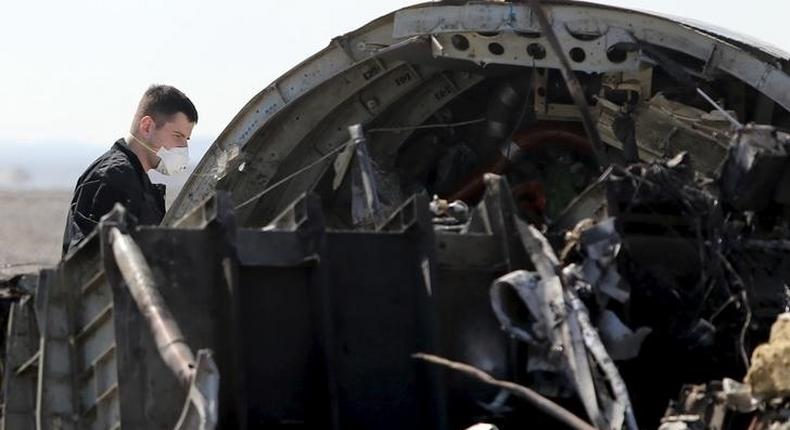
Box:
[503,76,535,164]
[633,35,742,131]
[234,119,490,212]
[413,353,597,430]
[0,262,51,269]
[716,250,752,370]
[234,141,351,211]
[367,117,485,133]
[697,88,742,129]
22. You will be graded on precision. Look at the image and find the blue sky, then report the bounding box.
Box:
[0,0,788,188]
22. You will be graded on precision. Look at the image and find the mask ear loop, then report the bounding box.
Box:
[129,134,168,174]
[129,134,159,155]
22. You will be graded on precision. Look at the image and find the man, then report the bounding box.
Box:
[62,84,197,256]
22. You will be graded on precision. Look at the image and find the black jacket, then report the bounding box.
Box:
[62,139,166,256]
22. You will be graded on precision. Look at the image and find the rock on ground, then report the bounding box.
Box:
[746,313,790,399]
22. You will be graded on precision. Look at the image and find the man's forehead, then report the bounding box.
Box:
[162,112,194,136]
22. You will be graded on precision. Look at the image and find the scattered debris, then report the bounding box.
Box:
[596,94,733,174]
[429,195,470,231]
[6,1,790,429]
[413,353,597,430]
[491,213,638,430]
[658,382,730,430]
[720,125,790,212]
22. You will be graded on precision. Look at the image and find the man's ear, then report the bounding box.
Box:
[139,115,155,138]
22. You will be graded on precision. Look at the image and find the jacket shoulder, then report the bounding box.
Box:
[81,150,140,189]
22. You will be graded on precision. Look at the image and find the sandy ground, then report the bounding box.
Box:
[0,189,72,278]
[0,186,182,279]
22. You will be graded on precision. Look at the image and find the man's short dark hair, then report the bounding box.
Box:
[131,84,198,131]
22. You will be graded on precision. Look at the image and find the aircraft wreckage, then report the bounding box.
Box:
[2,1,790,429]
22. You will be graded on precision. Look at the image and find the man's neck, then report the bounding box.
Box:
[125,135,154,171]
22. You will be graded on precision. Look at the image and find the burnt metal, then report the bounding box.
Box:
[720,124,790,211]
[659,383,730,430]
[526,0,609,169]
[109,226,197,388]
[8,2,790,429]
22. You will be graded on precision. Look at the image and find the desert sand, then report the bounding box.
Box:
[0,189,72,278]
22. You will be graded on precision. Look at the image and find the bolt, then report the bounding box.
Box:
[365,98,380,110]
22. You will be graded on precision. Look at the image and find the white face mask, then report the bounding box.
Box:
[155,146,190,175]
[130,134,190,175]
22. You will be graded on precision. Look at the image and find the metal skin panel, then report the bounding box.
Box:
[247,69,486,226]
[394,3,790,109]
[105,226,238,429]
[74,273,119,430]
[234,194,444,429]
[2,298,40,430]
[164,14,404,223]
[429,28,641,73]
[222,60,411,208]
[32,229,119,430]
[321,230,440,430]
[37,267,78,430]
[230,62,434,225]
[167,1,790,228]
[368,71,486,168]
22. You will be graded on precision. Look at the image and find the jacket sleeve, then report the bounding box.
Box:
[71,175,130,237]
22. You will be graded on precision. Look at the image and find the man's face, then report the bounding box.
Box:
[145,112,194,151]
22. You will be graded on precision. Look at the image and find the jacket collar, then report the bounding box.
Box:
[112,138,154,189]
